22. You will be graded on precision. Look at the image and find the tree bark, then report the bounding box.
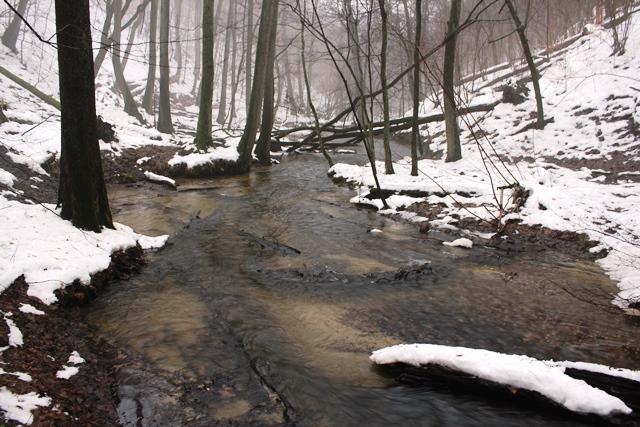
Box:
[255,3,279,164]
[443,0,462,162]
[194,0,215,151]
[378,0,394,175]
[157,0,174,133]
[142,0,159,114]
[216,0,233,125]
[410,0,422,176]
[237,0,278,171]
[504,0,545,129]
[54,0,113,231]
[2,0,29,52]
[111,0,145,123]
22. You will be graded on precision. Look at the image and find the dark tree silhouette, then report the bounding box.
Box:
[54,0,113,232]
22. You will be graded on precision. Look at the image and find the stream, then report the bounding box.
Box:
[87,148,640,426]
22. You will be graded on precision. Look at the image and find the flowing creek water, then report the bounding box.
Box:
[87,148,640,426]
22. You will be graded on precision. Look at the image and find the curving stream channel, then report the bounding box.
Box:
[87,148,640,426]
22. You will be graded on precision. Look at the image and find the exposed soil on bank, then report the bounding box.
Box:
[406,200,606,261]
[0,246,144,426]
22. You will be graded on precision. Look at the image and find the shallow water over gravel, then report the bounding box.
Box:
[88,149,640,426]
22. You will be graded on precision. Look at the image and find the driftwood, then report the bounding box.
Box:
[0,65,61,110]
[281,101,498,148]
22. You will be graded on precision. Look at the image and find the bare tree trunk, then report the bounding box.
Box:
[194,0,215,150]
[111,0,145,123]
[0,106,8,124]
[245,0,255,115]
[237,0,279,171]
[191,0,203,96]
[410,0,422,176]
[216,0,233,125]
[94,1,114,76]
[378,0,394,175]
[505,0,545,129]
[2,0,29,51]
[157,0,174,133]
[297,53,306,115]
[121,9,144,70]
[171,1,183,82]
[55,0,113,231]
[143,0,159,114]
[254,0,279,164]
[443,0,461,162]
[300,4,332,167]
[280,9,299,114]
[228,0,240,128]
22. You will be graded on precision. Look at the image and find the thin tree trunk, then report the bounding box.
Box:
[54,0,113,231]
[111,0,145,123]
[227,0,240,128]
[194,0,215,151]
[378,0,394,175]
[245,0,255,115]
[142,0,159,114]
[0,65,60,109]
[297,52,306,115]
[237,0,279,171]
[157,0,174,133]
[505,0,545,129]
[191,0,202,96]
[171,1,183,82]
[410,0,422,176]
[2,0,29,51]
[281,8,298,114]
[216,0,233,125]
[94,1,114,76]
[0,106,8,124]
[254,0,279,164]
[121,9,144,70]
[443,0,461,162]
[300,6,333,167]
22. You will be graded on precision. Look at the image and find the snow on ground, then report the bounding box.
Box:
[0,387,51,425]
[55,366,79,380]
[329,21,640,308]
[371,343,634,417]
[0,197,168,304]
[168,133,241,169]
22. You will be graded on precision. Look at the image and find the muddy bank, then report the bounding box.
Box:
[101,144,247,182]
[407,200,605,261]
[0,246,144,426]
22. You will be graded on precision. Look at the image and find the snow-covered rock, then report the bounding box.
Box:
[371,344,634,417]
[443,238,473,249]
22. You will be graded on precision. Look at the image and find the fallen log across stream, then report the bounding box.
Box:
[277,101,499,149]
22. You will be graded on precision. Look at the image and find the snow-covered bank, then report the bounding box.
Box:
[0,197,167,305]
[329,21,640,309]
[371,343,636,417]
